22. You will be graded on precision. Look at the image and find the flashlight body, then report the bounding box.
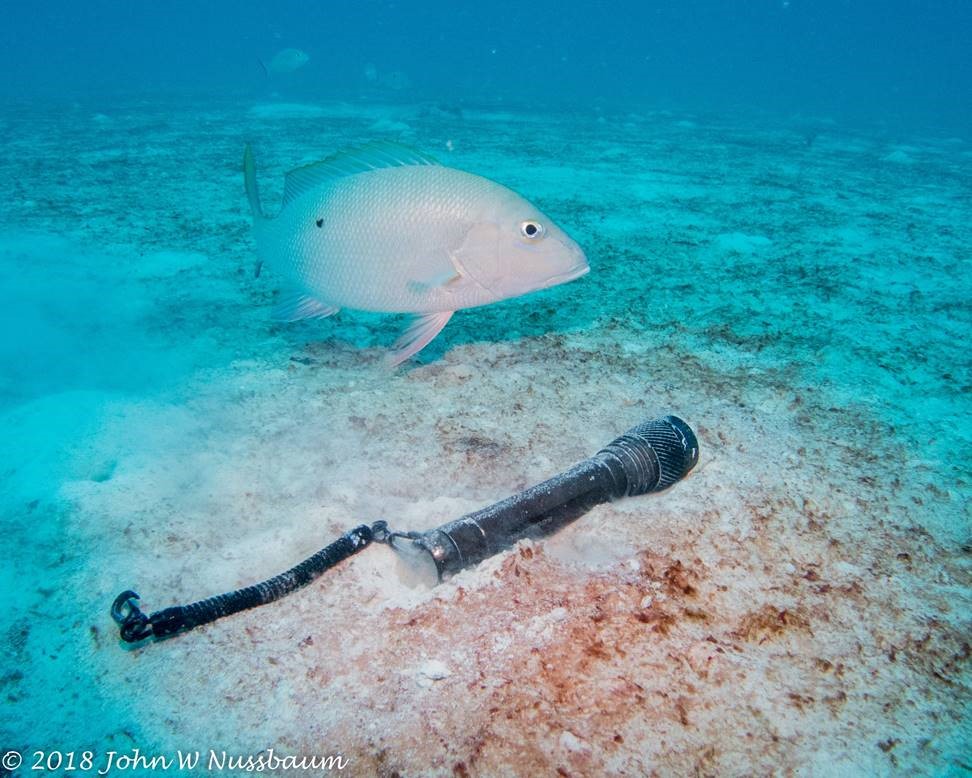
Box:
[414,415,698,579]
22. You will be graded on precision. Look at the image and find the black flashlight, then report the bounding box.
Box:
[396,415,698,581]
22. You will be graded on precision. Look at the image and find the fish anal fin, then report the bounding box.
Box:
[272,292,340,322]
[386,311,454,367]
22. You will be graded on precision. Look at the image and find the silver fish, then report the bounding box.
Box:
[243,142,589,364]
[260,48,309,75]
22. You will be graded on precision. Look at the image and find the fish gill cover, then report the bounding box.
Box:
[0,1,969,776]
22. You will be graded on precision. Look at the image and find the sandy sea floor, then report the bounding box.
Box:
[1,95,969,776]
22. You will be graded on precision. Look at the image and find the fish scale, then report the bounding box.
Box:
[283,167,504,311]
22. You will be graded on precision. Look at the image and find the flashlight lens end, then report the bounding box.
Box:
[600,415,700,495]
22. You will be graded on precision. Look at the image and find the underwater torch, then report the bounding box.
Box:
[392,415,698,581]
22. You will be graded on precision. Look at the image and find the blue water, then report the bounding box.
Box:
[1,2,970,776]
[3,1,970,124]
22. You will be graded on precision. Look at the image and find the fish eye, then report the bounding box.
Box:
[520,221,545,239]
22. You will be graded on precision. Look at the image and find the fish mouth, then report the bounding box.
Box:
[542,262,590,289]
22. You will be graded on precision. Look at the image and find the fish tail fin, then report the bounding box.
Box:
[258,57,269,77]
[243,144,265,221]
[244,144,268,278]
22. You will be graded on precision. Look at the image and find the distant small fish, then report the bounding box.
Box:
[260,48,309,76]
[378,70,412,91]
[243,142,589,365]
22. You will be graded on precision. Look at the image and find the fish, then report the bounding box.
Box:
[243,142,589,365]
[260,48,309,75]
[378,70,412,91]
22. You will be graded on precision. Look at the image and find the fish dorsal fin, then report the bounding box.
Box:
[281,142,439,207]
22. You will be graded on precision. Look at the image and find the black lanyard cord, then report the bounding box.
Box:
[112,522,379,643]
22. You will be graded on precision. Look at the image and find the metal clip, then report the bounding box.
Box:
[111,590,153,642]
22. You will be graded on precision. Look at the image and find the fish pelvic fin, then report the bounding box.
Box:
[386,311,454,367]
[243,144,266,221]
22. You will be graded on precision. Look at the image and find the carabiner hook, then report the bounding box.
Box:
[370,520,421,546]
[111,590,153,642]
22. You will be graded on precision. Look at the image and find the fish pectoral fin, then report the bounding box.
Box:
[386,311,454,367]
[272,291,340,322]
[407,270,464,294]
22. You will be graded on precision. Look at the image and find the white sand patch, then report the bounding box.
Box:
[883,149,914,164]
[368,118,412,135]
[415,659,451,685]
[132,250,208,278]
[714,231,773,253]
[248,102,327,119]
